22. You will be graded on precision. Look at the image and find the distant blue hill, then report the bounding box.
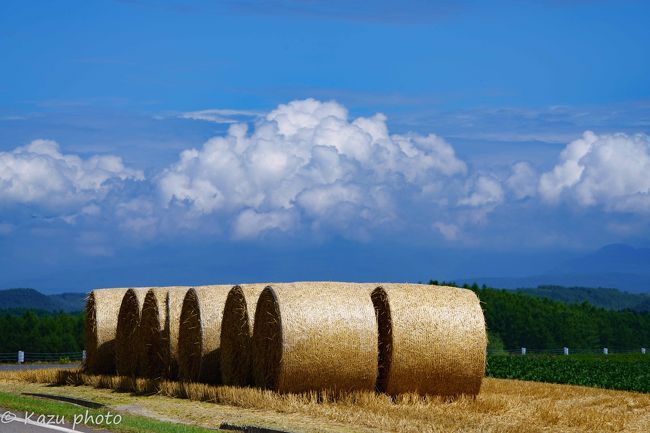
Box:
[516,285,650,312]
[459,243,650,294]
[0,288,86,312]
[552,243,650,276]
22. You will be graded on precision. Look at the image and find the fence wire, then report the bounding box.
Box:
[0,351,84,363]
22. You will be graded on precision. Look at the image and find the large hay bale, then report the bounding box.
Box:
[164,286,191,379]
[177,285,233,383]
[138,288,167,378]
[84,288,128,374]
[251,282,378,394]
[138,286,190,379]
[371,284,486,397]
[220,284,267,386]
[115,287,150,376]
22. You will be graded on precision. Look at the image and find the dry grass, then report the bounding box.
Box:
[0,368,648,433]
[252,282,378,394]
[372,284,486,397]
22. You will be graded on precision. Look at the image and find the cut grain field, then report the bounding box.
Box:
[0,369,648,433]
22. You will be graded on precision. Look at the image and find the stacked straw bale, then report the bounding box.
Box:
[115,287,151,376]
[251,282,378,394]
[220,284,268,386]
[165,286,191,379]
[371,283,486,397]
[84,288,128,374]
[178,285,233,383]
[138,286,190,379]
[85,281,487,399]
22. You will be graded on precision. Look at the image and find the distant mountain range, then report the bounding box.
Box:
[1,281,649,314]
[0,288,86,312]
[459,243,650,294]
[517,285,650,312]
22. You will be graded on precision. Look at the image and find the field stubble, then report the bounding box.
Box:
[0,369,648,433]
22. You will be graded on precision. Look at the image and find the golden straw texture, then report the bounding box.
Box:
[372,284,486,397]
[252,282,378,394]
[115,287,150,376]
[138,288,165,378]
[178,285,233,384]
[84,288,128,374]
[138,286,190,379]
[164,286,191,379]
[220,284,267,386]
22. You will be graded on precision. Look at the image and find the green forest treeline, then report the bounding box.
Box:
[0,309,84,353]
[0,284,649,354]
[430,281,650,351]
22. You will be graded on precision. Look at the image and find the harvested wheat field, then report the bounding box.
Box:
[252,282,379,394]
[84,287,128,374]
[372,283,486,397]
[178,285,234,383]
[0,369,648,433]
[220,283,268,386]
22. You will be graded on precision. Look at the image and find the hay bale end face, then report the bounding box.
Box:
[372,284,487,397]
[84,288,128,374]
[177,285,233,383]
[138,288,167,379]
[164,286,190,380]
[220,284,267,386]
[252,282,378,394]
[138,286,190,379]
[115,288,149,376]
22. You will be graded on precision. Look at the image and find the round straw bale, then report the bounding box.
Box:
[177,285,233,383]
[220,284,267,386]
[115,287,150,376]
[371,284,486,397]
[164,286,191,379]
[84,288,128,374]
[138,288,167,378]
[251,282,378,394]
[138,286,190,379]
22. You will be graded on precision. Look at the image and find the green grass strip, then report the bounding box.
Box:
[0,391,223,433]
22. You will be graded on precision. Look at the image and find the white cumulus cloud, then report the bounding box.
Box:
[539,131,650,212]
[158,98,468,237]
[507,161,538,199]
[0,139,143,209]
[459,175,504,207]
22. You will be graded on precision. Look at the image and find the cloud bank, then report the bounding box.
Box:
[2,100,650,245]
[0,139,142,210]
[539,131,650,213]
[159,98,469,237]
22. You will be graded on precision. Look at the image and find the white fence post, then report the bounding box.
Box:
[563,347,569,355]
[521,347,526,355]
[17,351,24,364]
[82,350,87,363]
[603,347,608,355]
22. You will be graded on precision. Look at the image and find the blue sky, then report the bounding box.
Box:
[1,0,650,292]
